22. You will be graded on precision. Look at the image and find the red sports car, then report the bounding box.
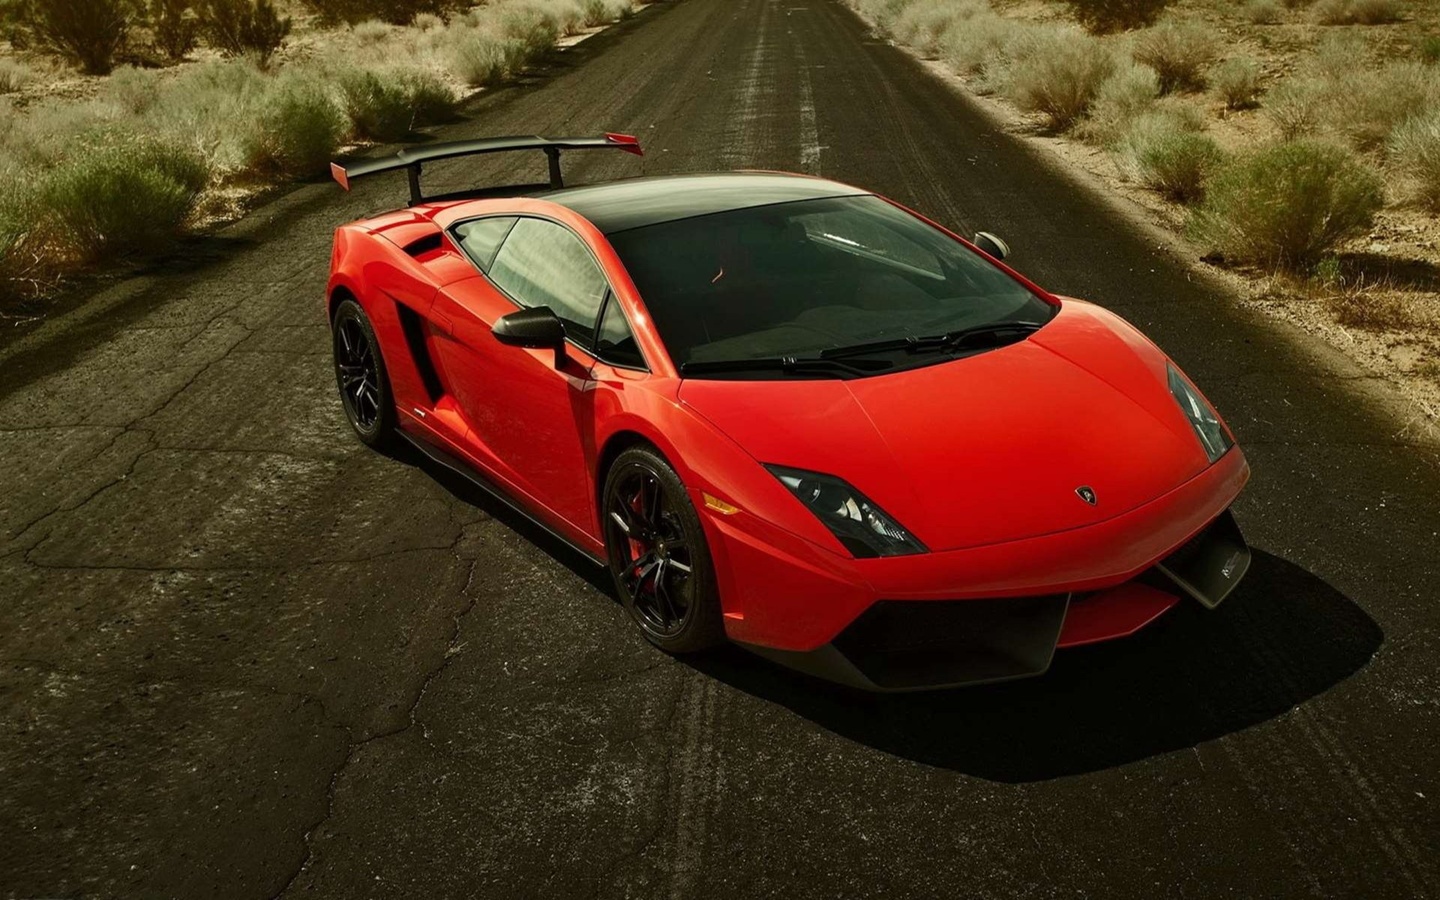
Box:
[326,133,1251,691]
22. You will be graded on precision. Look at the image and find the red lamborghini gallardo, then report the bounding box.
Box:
[326,133,1251,691]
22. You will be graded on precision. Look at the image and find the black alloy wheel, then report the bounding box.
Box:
[603,447,724,653]
[331,299,397,448]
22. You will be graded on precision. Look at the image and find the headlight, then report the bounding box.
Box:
[765,465,927,558]
[1168,363,1233,463]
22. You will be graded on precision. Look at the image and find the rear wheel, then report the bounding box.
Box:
[603,447,725,653]
[331,298,397,450]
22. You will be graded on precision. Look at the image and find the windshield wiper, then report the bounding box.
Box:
[680,355,893,378]
[819,320,1045,360]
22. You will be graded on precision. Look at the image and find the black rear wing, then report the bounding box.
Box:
[329,133,644,204]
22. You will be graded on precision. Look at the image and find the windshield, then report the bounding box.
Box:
[606,195,1054,374]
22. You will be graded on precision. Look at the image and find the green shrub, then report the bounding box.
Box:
[1078,60,1159,144]
[198,0,291,66]
[23,0,133,75]
[403,70,459,125]
[1065,0,1171,34]
[1420,35,1440,65]
[1005,28,1116,131]
[1241,0,1283,24]
[244,80,345,177]
[1312,0,1401,25]
[1119,110,1224,202]
[39,139,208,262]
[1132,19,1217,94]
[1213,57,1261,110]
[1191,140,1384,269]
[150,0,199,61]
[1388,111,1440,211]
[338,68,413,141]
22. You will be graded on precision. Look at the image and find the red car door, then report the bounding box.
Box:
[430,216,610,541]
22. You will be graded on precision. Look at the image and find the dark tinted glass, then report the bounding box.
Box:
[607,195,1051,366]
[451,216,517,271]
[595,294,645,368]
[488,218,609,347]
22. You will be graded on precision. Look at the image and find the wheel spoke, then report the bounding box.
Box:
[652,559,677,622]
[609,510,631,535]
[668,558,692,575]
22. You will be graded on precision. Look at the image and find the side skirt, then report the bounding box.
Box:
[399,430,606,568]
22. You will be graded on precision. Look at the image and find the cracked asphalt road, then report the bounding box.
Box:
[3,1,1439,897]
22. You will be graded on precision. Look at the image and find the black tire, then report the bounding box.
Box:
[602,446,725,653]
[331,298,397,450]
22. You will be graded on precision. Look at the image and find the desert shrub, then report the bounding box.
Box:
[499,3,561,53]
[451,31,526,86]
[938,12,1020,79]
[1118,110,1224,201]
[1132,19,1216,94]
[1004,27,1116,130]
[1065,0,1171,34]
[1078,60,1159,144]
[892,1,958,56]
[337,68,412,141]
[1191,140,1383,269]
[0,57,31,94]
[198,0,292,66]
[413,11,443,30]
[580,0,630,26]
[1280,0,1313,7]
[1421,36,1440,65]
[39,138,208,262]
[23,0,133,75]
[1321,61,1437,150]
[103,66,164,114]
[301,0,463,26]
[352,19,390,43]
[1241,0,1283,24]
[1312,0,1401,25]
[1266,77,1322,138]
[1213,56,1261,110]
[150,0,199,61]
[1388,111,1440,211]
[244,80,345,176]
[404,70,458,123]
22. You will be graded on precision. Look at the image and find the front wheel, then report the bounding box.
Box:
[331,298,397,450]
[602,446,725,653]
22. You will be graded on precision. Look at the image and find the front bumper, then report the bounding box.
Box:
[705,448,1250,691]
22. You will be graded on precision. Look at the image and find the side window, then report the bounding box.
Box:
[452,216,517,272]
[595,294,646,369]
[488,218,609,347]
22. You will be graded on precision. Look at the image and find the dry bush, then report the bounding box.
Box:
[243,78,346,176]
[1191,140,1384,270]
[198,0,292,66]
[1004,27,1116,131]
[1132,19,1217,94]
[1312,0,1402,25]
[39,138,209,263]
[150,0,200,61]
[0,57,32,94]
[22,0,132,75]
[499,3,563,52]
[1266,77,1322,138]
[1212,56,1261,110]
[1078,60,1159,144]
[1322,62,1437,150]
[352,19,391,43]
[1241,0,1283,24]
[451,31,526,86]
[413,12,443,30]
[1326,283,1417,332]
[1421,35,1440,64]
[892,0,959,56]
[301,0,465,26]
[1118,109,1223,201]
[1064,0,1172,34]
[938,11,1021,79]
[1389,111,1440,211]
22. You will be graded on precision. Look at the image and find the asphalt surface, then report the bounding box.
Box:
[3,1,1439,897]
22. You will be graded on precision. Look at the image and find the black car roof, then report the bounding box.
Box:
[540,172,870,234]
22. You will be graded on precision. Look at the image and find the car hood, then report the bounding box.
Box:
[677,300,1212,552]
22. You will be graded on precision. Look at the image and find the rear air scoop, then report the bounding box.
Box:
[679,302,1212,553]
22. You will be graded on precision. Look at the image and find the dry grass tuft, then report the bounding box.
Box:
[1389,111,1440,212]
[1312,0,1403,26]
[1078,60,1160,144]
[1212,56,1262,110]
[1241,0,1284,25]
[1132,18,1217,94]
[1004,26,1116,131]
[1118,107,1223,201]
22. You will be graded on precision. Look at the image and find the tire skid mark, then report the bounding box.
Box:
[794,40,822,175]
[718,0,774,171]
[663,673,721,900]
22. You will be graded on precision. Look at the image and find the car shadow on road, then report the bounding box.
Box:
[684,549,1383,782]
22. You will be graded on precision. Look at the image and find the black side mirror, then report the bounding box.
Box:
[974,231,1010,260]
[492,307,567,351]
